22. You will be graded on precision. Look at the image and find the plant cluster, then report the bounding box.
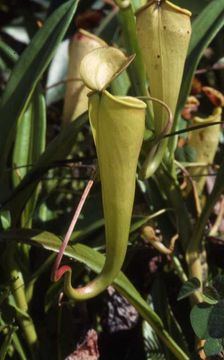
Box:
[0,0,224,359]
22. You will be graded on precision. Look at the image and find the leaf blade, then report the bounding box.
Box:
[178,0,224,112]
[0,228,189,360]
[0,0,79,169]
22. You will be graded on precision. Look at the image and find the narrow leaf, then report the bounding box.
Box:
[13,86,46,225]
[1,114,87,222]
[0,0,79,169]
[13,86,46,183]
[0,228,189,360]
[177,278,200,301]
[178,0,224,111]
[203,286,220,305]
[0,41,18,69]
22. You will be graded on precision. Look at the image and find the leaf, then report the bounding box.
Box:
[130,209,167,234]
[46,39,69,106]
[177,0,224,112]
[0,41,18,70]
[0,0,79,169]
[213,275,224,298]
[172,1,208,15]
[0,228,189,360]
[203,286,220,305]
[59,90,146,300]
[177,278,201,301]
[208,300,224,339]
[0,211,11,230]
[136,1,191,134]
[13,85,46,225]
[63,30,107,122]
[204,338,223,357]
[190,303,213,339]
[111,68,130,97]
[0,325,16,360]
[13,86,46,184]
[80,47,134,91]
[1,113,87,222]
[152,275,190,358]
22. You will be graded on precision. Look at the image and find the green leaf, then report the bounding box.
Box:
[0,325,16,360]
[208,300,224,339]
[80,47,134,91]
[0,228,189,360]
[0,211,11,230]
[130,210,167,234]
[170,0,224,156]
[190,303,213,339]
[152,276,190,358]
[177,278,200,301]
[204,338,223,357]
[203,286,220,305]
[0,317,26,360]
[172,1,209,16]
[178,0,224,112]
[0,303,17,324]
[213,275,224,298]
[0,41,18,70]
[13,86,46,225]
[0,0,79,170]
[1,113,87,222]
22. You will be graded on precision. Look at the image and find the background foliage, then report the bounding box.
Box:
[0,0,224,359]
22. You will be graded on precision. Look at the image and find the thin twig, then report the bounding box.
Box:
[46,77,81,91]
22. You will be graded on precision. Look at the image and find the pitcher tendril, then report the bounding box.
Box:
[52,165,97,282]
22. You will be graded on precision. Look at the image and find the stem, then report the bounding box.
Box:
[172,256,188,284]
[156,164,193,251]
[116,1,154,125]
[0,325,15,360]
[167,111,179,162]
[5,243,38,359]
[26,253,55,302]
[138,96,173,179]
[186,158,224,301]
[57,305,62,360]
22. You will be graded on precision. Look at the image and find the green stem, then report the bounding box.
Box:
[57,306,62,360]
[5,243,38,359]
[155,164,193,251]
[0,318,27,360]
[26,253,55,303]
[172,256,188,284]
[167,121,179,173]
[0,325,15,360]
[116,1,154,124]
[187,157,224,263]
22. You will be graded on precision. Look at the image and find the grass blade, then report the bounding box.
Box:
[178,0,224,112]
[0,0,79,170]
[1,113,87,222]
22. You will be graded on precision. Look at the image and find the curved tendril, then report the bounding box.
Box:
[138,96,173,180]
